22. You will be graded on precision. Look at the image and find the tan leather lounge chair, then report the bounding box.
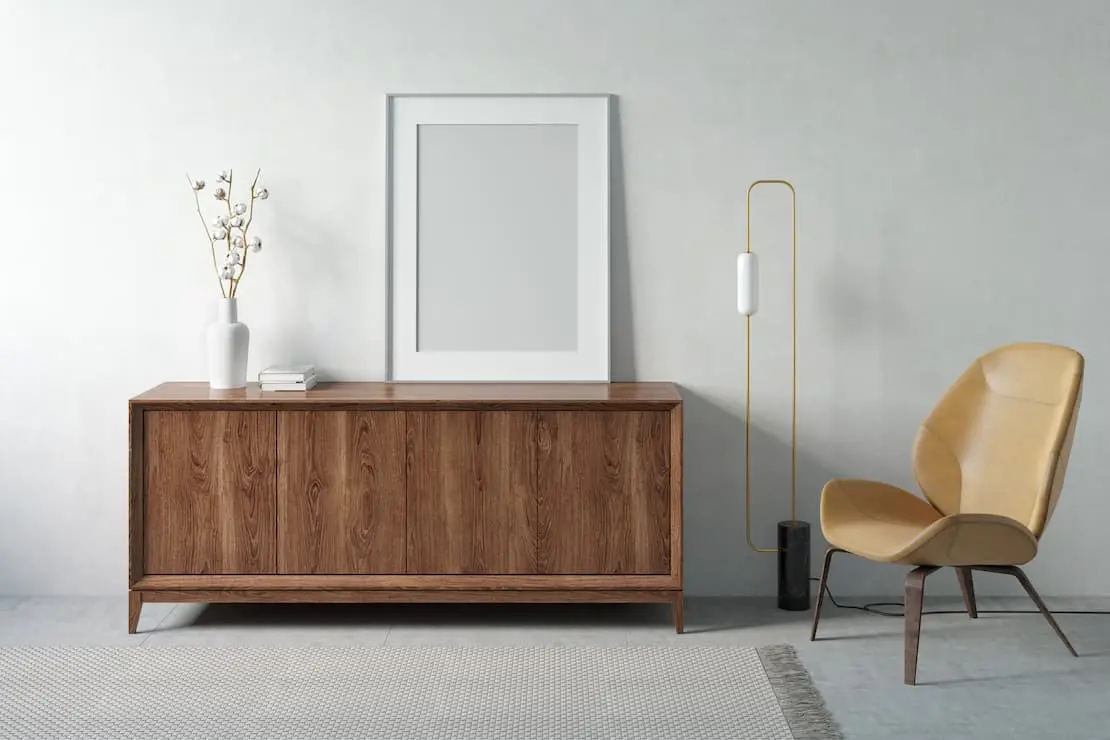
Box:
[810,342,1083,685]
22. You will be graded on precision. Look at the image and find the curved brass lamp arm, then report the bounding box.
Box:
[744,179,797,553]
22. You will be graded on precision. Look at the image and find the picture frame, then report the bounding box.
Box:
[386,93,611,382]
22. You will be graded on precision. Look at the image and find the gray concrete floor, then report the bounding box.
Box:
[2,594,1108,739]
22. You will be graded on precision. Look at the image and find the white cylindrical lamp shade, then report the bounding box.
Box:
[737,252,759,316]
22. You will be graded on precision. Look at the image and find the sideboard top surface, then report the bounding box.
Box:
[131,381,682,409]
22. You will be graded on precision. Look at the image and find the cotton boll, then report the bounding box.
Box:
[233,203,247,215]
[214,188,227,200]
[212,227,228,240]
[232,235,244,248]
[192,179,206,191]
[219,265,235,280]
[225,250,241,266]
[229,215,243,228]
[255,188,268,200]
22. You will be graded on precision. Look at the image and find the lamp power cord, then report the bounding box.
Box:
[809,577,1110,618]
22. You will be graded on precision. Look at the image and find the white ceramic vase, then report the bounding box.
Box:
[207,298,250,389]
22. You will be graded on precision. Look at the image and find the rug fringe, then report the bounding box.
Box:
[757,644,844,740]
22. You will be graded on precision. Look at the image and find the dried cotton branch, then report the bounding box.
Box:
[188,167,267,298]
[187,172,226,298]
[230,168,263,298]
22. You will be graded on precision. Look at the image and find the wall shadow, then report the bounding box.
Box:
[679,387,838,596]
[608,96,636,381]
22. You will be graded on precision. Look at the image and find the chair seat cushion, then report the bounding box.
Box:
[820,479,1038,566]
[821,480,943,562]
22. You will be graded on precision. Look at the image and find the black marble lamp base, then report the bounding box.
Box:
[777,520,811,611]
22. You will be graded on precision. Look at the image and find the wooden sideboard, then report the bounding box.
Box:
[128,382,684,632]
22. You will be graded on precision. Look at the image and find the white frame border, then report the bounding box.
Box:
[386,93,611,382]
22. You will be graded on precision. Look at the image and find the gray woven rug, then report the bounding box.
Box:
[0,644,840,739]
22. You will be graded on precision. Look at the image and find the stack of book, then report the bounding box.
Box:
[259,364,318,392]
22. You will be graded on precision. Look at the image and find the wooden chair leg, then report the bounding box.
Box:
[1008,566,1078,657]
[904,566,939,685]
[810,547,843,641]
[956,567,978,619]
[972,565,1078,657]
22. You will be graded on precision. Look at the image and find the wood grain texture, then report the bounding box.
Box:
[128,406,145,586]
[277,412,405,574]
[133,574,678,590]
[536,411,670,574]
[131,381,681,410]
[406,411,537,574]
[130,383,684,626]
[141,589,676,604]
[669,403,683,582]
[903,565,938,685]
[144,411,276,574]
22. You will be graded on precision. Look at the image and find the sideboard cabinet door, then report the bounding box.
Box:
[144,411,277,574]
[277,411,406,574]
[406,411,538,574]
[536,411,671,574]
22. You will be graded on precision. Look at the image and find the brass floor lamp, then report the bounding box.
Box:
[738,179,809,611]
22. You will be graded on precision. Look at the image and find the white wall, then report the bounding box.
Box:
[2,0,1108,597]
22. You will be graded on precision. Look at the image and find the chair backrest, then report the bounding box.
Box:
[911,342,1084,538]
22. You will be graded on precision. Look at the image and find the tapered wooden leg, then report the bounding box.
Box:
[904,566,938,685]
[810,547,843,641]
[128,591,142,634]
[1009,566,1078,657]
[956,567,978,619]
[672,592,685,634]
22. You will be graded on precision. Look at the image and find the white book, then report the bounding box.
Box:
[259,364,316,383]
[261,375,318,392]
[258,372,313,386]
